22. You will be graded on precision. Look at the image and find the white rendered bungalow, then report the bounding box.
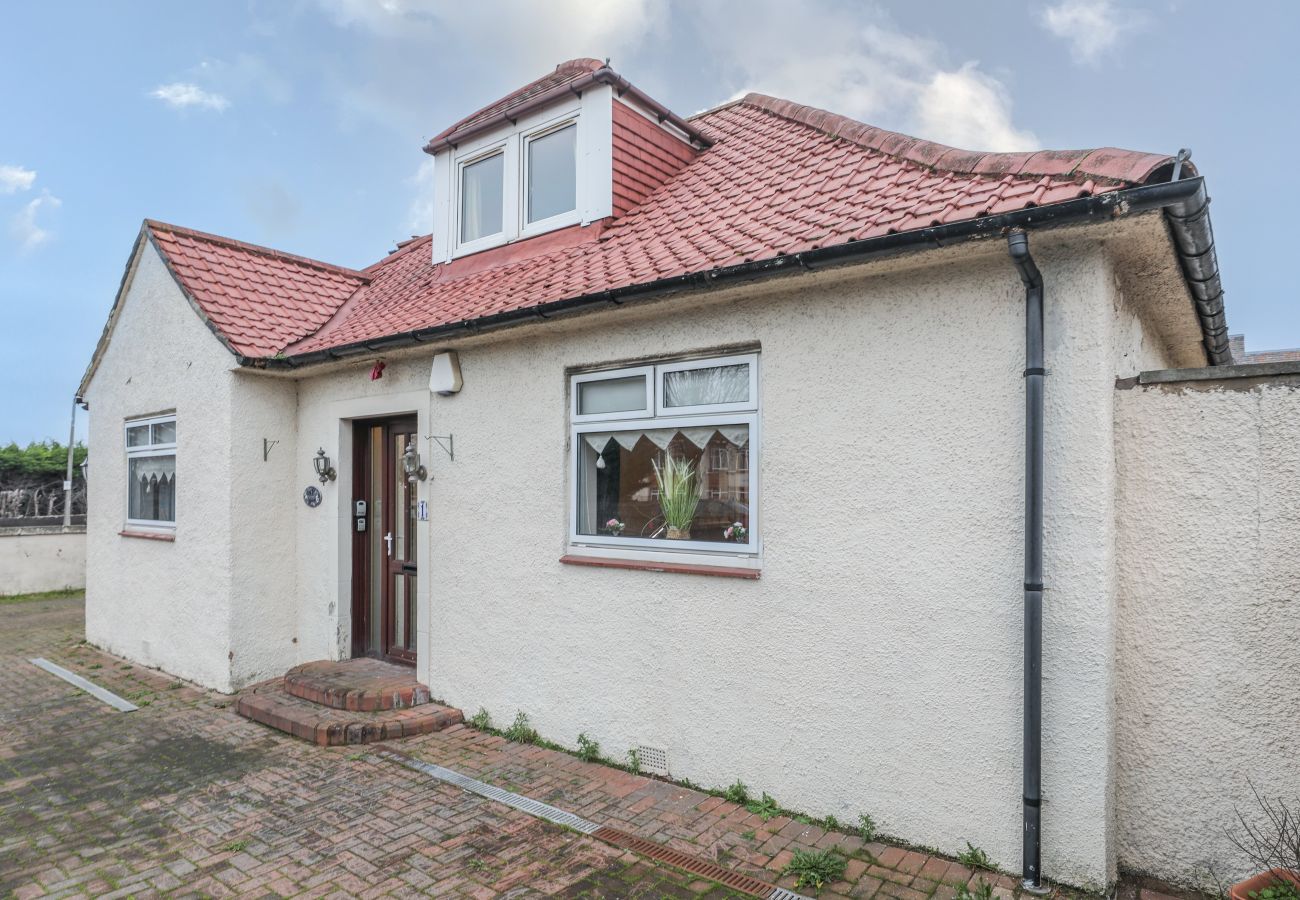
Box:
[78,59,1298,890]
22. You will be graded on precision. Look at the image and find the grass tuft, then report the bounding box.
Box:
[784,848,846,889]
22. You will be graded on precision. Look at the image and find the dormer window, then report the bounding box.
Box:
[526,122,577,225]
[427,61,708,264]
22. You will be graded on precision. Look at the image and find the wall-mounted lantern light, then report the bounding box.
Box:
[402,439,427,482]
[313,448,337,483]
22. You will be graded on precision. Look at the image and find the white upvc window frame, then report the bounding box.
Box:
[568,353,760,561]
[124,413,177,531]
[454,139,513,256]
[570,364,654,424]
[655,353,760,416]
[521,117,582,237]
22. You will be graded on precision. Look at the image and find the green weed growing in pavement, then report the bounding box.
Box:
[346,752,366,761]
[468,707,493,731]
[955,879,995,900]
[858,813,878,841]
[222,839,250,853]
[746,792,780,821]
[166,680,184,690]
[503,711,539,745]
[724,779,750,805]
[822,814,841,831]
[88,663,102,670]
[626,747,642,775]
[784,848,847,889]
[466,858,487,872]
[958,841,993,870]
[576,732,601,762]
[740,830,756,841]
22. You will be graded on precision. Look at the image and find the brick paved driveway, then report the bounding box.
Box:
[0,597,1190,900]
[0,597,743,898]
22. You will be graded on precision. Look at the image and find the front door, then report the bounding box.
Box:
[351,417,418,664]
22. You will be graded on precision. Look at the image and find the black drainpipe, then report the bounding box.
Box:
[1007,230,1048,893]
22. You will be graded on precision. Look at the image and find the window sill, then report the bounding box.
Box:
[560,554,760,579]
[119,529,175,542]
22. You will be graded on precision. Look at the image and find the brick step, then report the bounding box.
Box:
[236,679,462,746]
[283,658,431,711]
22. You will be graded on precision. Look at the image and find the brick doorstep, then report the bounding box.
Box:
[236,678,462,746]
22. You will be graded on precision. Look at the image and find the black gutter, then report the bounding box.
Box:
[1163,177,1231,364]
[1008,231,1048,893]
[247,176,1223,371]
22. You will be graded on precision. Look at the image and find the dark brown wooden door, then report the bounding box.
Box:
[351,417,418,665]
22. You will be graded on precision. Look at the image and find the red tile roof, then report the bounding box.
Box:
[141,75,1185,362]
[146,221,367,357]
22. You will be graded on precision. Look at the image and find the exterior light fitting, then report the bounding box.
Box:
[313,448,337,483]
[402,440,427,482]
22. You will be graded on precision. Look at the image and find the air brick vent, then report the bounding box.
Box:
[636,744,669,776]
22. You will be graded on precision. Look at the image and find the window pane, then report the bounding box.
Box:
[460,152,504,242]
[663,363,750,408]
[128,455,176,522]
[527,124,577,223]
[577,425,750,544]
[126,424,150,447]
[578,375,646,416]
[151,420,176,444]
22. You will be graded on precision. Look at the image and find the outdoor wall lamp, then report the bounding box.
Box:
[402,439,427,483]
[313,448,336,483]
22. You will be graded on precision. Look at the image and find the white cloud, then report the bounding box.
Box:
[150,82,230,111]
[8,192,61,251]
[689,2,1037,151]
[915,65,1037,151]
[0,165,36,194]
[1040,0,1146,63]
[317,0,664,77]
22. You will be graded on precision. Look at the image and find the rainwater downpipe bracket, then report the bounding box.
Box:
[1008,230,1051,895]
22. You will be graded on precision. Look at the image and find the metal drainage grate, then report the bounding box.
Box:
[591,825,810,899]
[375,749,600,834]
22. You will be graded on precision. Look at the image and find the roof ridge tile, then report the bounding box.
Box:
[737,92,1180,186]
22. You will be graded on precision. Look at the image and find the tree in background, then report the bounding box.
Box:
[0,442,88,519]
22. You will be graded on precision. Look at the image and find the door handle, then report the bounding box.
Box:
[384,531,393,557]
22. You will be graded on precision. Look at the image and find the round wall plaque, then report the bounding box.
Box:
[303,485,322,508]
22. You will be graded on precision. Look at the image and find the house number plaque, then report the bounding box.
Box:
[303,486,322,508]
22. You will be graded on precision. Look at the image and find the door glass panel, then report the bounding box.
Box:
[405,574,416,651]
[393,574,406,651]
[368,425,383,653]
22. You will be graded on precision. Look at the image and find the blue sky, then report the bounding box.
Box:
[2,0,1296,444]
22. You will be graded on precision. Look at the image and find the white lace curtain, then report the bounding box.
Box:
[583,426,748,455]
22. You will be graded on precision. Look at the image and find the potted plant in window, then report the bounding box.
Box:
[652,456,699,540]
[1227,785,1300,900]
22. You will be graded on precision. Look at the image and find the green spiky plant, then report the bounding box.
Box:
[652,455,700,538]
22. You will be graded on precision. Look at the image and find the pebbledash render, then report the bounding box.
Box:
[78,59,1298,890]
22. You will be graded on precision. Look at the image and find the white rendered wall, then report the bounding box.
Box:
[1115,375,1300,884]
[0,527,86,594]
[289,234,1179,887]
[82,241,238,691]
[227,372,300,686]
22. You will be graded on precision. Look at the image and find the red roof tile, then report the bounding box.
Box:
[142,75,1185,362]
